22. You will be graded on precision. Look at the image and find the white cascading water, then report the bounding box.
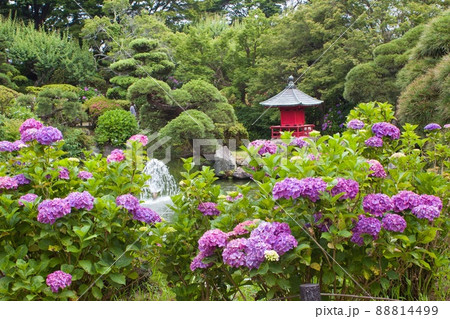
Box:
[141,159,179,220]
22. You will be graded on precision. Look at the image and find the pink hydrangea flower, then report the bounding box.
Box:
[19,118,43,135]
[77,171,93,180]
[367,159,387,178]
[128,134,149,146]
[46,270,72,293]
[0,176,19,190]
[107,149,125,163]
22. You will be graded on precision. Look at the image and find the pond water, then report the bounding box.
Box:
[141,159,252,221]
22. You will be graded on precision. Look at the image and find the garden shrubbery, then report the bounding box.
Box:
[95,109,138,146]
[158,102,449,300]
[0,119,161,300]
[0,102,448,301]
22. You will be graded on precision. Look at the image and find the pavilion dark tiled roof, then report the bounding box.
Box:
[260,76,323,107]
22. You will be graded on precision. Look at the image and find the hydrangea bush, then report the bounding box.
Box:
[165,102,448,300]
[0,119,161,300]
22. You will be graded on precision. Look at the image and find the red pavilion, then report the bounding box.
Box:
[260,76,323,138]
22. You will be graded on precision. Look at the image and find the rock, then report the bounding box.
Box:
[233,166,252,179]
[214,146,236,176]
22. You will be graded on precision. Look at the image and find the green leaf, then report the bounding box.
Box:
[338,230,352,238]
[257,262,269,275]
[115,255,133,268]
[92,286,103,300]
[265,273,276,287]
[73,225,91,239]
[387,270,399,280]
[109,273,126,285]
[380,277,390,290]
[78,260,94,275]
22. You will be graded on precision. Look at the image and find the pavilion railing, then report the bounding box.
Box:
[270,124,315,138]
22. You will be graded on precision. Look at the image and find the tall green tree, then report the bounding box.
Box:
[0,0,103,32]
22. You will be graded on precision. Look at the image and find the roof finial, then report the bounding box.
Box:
[287,75,295,88]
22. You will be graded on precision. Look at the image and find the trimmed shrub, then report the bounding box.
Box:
[181,79,227,105]
[36,88,87,127]
[95,109,138,146]
[61,127,95,157]
[0,85,19,109]
[397,54,450,129]
[159,110,216,157]
[84,96,121,119]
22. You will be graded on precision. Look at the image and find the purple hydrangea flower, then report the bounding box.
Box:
[37,198,71,224]
[311,212,332,232]
[330,178,359,200]
[128,134,149,146]
[411,205,440,222]
[273,177,327,202]
[418,195,442,211]
[46,270,72,293]
[116,194,140,212]
[367,159,387,178]
[66,191,95,211]
[362,194,394,217]
[19,193,38,206]
[273,177,303,200]
[298,177,327,202]
[222,238,248,268]
[198,229,228,255]
[13,174,30,185]
[290,137,309,148]
[35,126,63,145]
[307,153,320,161]
[365,136,383,147]
[351,215,382,246]
[198,202,220,216]
[0,176,19,190]
[444,124,450,129]
[249,140,277,155]
[190,251,214,271]
[77,171,93,180]
[391,191,419,212]
[0,141,18,152]
[107,149,125,163]
[382,214,407,232]
[13,140,27,149]
[58,167,70,180]
[250,222,297,256]
[19,118,43,135]
[424,123,441,131]
[372,122,400,140]
[131,206,161,224]
[21,128,38,142]
[245,237,272,269]
[347,119,365,130]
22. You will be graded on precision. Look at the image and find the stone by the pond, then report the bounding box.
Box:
[214,146,236,176]
[233,166,252,179]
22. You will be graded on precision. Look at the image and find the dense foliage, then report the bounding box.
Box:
[160,102,449,300]
[0,120,161,300]
[95,109,138,146]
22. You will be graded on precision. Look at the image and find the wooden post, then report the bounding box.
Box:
[300,283,321,301]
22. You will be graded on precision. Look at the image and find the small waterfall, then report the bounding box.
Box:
[141,159,179,221]
[141,159,179,198]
